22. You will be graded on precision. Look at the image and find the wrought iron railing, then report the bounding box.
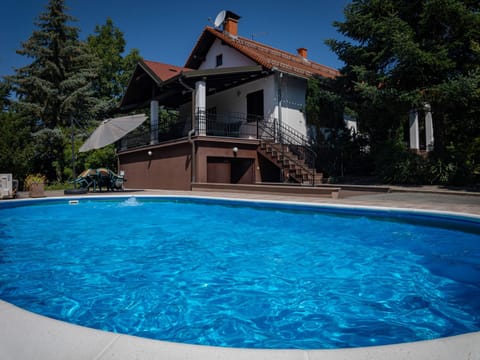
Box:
[257,118,317,183]
[197,111,258,138]
[120,113,191,149]
[120,111,317,183]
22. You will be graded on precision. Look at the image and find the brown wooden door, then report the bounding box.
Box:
[207,158,231,183]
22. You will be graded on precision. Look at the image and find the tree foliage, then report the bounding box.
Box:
[3,0,141,184]
[0,79,11,111]
[7,0,105,181]
[72,18,143,174]
[0,112,34,180]
[325,0,480,185]
[87,18,141,117]
[10,0,101,129]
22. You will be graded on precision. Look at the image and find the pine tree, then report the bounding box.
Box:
[8,0,103,181]
[326,0,480,185]
[0,79,10,111]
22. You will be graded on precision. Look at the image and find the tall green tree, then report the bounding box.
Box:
[0,112,34,180]
[326,0,480,184]
[8,0,104,181]
[0,79,11,111]
[87,18,141,117]
[0,79,33,179]
[73,18,142,174]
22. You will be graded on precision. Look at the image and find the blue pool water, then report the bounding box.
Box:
[0,196,479,349]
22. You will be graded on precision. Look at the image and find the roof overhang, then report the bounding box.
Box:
[120,65,269,110]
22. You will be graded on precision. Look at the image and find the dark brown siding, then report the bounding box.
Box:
[118,141,192,190]
[118,137,262,190]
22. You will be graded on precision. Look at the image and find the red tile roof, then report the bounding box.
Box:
[185,27,340,79]
[142,60,192,82]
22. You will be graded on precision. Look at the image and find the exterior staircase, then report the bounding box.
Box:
[255,119,321,186]
[258,140,322,185]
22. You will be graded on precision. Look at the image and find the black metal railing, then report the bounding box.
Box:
[257,118,317,184]
[197,111,258,138]
[120,113,191,149]
[119,110,316,183]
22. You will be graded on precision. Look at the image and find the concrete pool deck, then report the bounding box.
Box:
[1,186,480,359]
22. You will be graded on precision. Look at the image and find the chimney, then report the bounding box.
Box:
[223,11,241,38]
[297,47,308,59]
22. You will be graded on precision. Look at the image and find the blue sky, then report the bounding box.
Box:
[0,0,350,78]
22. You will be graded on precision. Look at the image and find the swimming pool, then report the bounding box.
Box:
[0,196,479,349]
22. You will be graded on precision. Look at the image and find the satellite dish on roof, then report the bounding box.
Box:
[214,10,226,28]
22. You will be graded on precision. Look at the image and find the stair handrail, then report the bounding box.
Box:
[257,118,316,166]
[256,117,317,185]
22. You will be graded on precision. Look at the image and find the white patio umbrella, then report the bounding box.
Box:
[79,114,147,152]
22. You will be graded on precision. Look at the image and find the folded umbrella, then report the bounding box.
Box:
[79,114,147,152]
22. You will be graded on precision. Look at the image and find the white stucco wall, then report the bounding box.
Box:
[178,74,309,139]
[198,39,257,69]
[276,74,308,138]
[179,76,275,124]
[206,75,276,121]
[199,73,308,138]
[181,39,309,139]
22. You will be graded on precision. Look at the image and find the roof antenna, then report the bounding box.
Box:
[251,32,267,41]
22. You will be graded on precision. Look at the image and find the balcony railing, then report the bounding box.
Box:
[119,111,316,172]
[199,111,259,138]
[121,111,260,149]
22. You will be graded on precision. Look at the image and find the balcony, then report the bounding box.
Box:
[119,110,316,176]
[120,111,262,150]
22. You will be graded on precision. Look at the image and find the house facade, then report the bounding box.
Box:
[117,11,339,190]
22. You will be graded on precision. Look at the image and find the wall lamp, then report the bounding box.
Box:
[147,150,153,156]
[232,146,238,154]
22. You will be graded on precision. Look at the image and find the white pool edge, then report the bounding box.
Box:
[7,193,480,220]
[1,300,479,360]
[2,195,480,360]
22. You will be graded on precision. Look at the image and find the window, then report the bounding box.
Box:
[216,54,223,67]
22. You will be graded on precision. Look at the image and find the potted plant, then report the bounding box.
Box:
[24,174,47,198]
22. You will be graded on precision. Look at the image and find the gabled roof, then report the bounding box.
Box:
[120,60,267,109]
[142,60,193,82]
[185,27,339,79]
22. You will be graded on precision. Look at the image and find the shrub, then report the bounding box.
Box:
[374,140,429,184]
[24,174,47,191]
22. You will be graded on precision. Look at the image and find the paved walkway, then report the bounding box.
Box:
[28,184,480,216]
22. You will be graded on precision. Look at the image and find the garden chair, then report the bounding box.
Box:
[95,168,112,192]
[108,169,126,191]
[72,168,97,190]
[95,168,126,191]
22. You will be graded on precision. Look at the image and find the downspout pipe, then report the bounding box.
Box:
[187,129,196,184]
[179,76,196,187]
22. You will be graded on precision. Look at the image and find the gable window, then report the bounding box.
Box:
[216,54,223,67]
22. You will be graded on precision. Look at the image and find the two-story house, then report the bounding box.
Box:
[117,10,339,190]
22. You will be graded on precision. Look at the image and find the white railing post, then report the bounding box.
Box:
[409,109,420,150]
[424,103,434,152]
[195,81,206,136]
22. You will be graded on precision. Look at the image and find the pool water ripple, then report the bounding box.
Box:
[0,197,479,349]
